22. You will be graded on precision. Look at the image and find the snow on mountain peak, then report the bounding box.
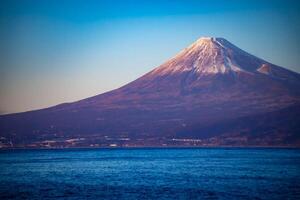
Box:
[145,36,299,83]
[195,36,215,42]
[150,37,252,76]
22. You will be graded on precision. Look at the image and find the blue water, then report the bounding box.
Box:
[0,148,299,199]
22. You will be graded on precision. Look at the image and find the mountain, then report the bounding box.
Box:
[1,37,300,148]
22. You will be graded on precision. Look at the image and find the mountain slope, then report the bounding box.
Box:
[1,37,300,147]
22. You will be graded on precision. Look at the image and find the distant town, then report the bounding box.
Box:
[0,134,289,148]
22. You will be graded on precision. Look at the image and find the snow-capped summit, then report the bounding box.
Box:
[149,36,268,76]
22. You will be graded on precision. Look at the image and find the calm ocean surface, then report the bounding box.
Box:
[0,148,299,199]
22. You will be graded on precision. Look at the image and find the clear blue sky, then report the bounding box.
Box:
[0,0,299,114]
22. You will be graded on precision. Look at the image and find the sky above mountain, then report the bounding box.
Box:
[0,0,300,114]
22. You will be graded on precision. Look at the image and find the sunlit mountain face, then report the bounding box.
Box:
[1,37,300,148]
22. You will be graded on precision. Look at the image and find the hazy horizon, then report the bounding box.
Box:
[1,0,300,114]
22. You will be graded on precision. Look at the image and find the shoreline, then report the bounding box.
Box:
[1,145,299,151]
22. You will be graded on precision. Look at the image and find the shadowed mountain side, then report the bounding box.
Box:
[176,104,300,146]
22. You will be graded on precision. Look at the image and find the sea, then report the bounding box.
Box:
[0,148,299,199]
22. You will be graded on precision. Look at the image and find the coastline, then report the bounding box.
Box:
[1,145,299,151]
